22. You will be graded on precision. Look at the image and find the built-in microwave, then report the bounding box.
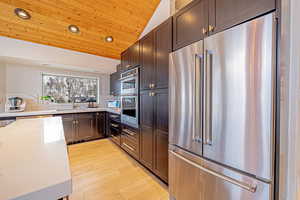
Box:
[120,68,139,128]
[120,68,139,96]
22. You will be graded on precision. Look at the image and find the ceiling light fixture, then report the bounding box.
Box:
[105,36,113,43]
[68,25,80,34]
[14,8,31,20]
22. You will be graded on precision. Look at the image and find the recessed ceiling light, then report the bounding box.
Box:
[68,25,80,34]
[14,8,31,20]
[105,36,113,43]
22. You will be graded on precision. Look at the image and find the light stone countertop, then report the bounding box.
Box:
[0,108,121,118]
[0,117,72,200]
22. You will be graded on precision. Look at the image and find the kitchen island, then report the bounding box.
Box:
[0,117,72,200]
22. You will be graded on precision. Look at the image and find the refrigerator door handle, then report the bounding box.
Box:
[204,50,213,145]
[193,54,204,143]
[170,150,258,193]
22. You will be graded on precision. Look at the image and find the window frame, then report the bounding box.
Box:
[42,73,100,104]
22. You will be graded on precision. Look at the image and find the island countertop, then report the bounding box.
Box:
[0,117,72,200]
[0,107,121,118]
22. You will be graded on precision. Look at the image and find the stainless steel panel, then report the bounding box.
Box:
[169,40,204,156]
[203,13,276,180]
[169,146,272,200]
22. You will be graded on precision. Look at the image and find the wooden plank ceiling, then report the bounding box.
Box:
[0,0,161,59]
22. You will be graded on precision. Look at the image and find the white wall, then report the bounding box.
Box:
[0,63,6,112]
[3,63,111,111]
[0,36,119,74]
[139,0,171,38]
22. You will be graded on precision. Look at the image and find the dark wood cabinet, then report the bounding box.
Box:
[130,41,140,68]
[121,41,140,71]
[107,113,121,146]
[61,114,76,144]
[110,71,120,96]
[59,112,106,144]
[76,113,95,141]
[154,18,172,89]
[140,90,155,169]
[173,0,208,50]
[139,89,169,182]
[121,124,140,159]
[138,18,171,182]
[153,89,169,182]
[209,0,275,34]
[172,0,275,49]
[121,49,130,71]
[140,18,172,91]
[140,32,155,90]
[96,112,106,138]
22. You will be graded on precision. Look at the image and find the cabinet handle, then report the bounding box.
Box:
[73,120,76,124]
[209,25,215,32]
[152,92,156,96]
[151,83,155,88]
[149,92,155,96]
[123,129,136,136]
[202,28,207,35]
[123,143,134,151]
[149,83,152,88]
[111,123,119,128]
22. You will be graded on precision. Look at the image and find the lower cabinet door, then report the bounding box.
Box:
[61,114,75,144]
[153,89,169,182]
[121,133,139,159]
[140,90,155,169]
[76,114,94,141]
[96,112,106,138]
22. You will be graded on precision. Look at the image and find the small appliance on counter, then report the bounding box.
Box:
[107,100,120,109]
[87,97,98,108]
[5,97,26,112]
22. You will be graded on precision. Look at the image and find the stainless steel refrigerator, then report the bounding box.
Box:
[169,12,276,200]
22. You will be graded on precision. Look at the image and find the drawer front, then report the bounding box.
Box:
[109,113,120,122]
[122,126,139,141]
[121,133,139,159]
[76,113,93,119]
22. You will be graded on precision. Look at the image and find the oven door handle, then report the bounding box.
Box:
[119,74,137,81]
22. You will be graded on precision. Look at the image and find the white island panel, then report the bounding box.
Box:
[0,117,72,200]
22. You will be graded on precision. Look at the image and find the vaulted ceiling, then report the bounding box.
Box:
[0,0,161,59]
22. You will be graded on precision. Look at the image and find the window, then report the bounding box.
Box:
[42,74,99,103]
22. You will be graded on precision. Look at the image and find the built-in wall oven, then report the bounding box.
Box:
[120,68,139,128]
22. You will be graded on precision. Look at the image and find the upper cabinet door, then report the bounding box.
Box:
[173,0,208,50]
[130,41,140,68]
[121,50,130,71]
[121,41,140,71]
[140,32,155,90]
[208,0,275,34]
[154,18,172,89]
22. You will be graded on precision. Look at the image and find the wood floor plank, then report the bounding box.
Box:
[68,139,169,200]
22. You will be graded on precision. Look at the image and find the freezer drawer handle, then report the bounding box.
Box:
[170,151,257,193]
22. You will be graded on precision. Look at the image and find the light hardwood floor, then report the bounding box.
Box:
[68,139,169,200]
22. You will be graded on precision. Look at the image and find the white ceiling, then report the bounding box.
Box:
[0,36,120,74]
